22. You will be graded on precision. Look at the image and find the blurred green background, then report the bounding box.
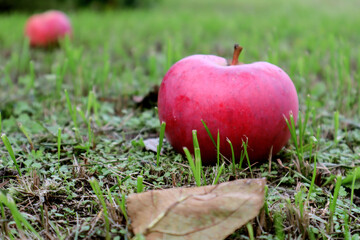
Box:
[1,0,359,112]
[0,0,157,12]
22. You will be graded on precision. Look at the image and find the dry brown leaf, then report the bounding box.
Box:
[127,178,266,240]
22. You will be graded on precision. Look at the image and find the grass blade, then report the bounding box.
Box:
[334,110,340,145]
[1,134,22,177]
[57,128,62,161]
[246,222,255,240]
[242,139,253,178]
[65,89,79,139]
[192,130,204,186]
[18,122,34,150]
[183,147,196,177]
[183,146,201,187]
[121,194,128,222]
[328,175,342,233]
[89,178,110,240]
[201,119,216,147]
[137,175,144,193]
[192,130,200,149]
[86,90,94,117]
[0,193,41,239]
[227,138,236,174]
[216,130,220,166]
[212,163,224,185]
[274,212,285,240]
[284,112,303,168]
[156,121,166,166]
[28,60,35,91]
[307,154,317,203]
[195,147,202,185]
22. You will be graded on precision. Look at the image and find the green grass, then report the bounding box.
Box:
[0,0,360,238]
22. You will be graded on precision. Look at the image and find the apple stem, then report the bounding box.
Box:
[231,44,243,65]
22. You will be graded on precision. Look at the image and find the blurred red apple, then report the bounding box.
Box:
[25,10,72,47]
[158,45,299,165]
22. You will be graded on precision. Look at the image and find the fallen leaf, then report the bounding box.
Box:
[133,85,159,109]
[127,178,266,240]
[143,138,164,153]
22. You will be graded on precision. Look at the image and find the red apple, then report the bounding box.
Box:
[158,45,299,165]
[25,10,72,47]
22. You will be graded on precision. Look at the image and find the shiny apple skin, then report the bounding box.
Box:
[25,10,72,47]
[158,54,299,165]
